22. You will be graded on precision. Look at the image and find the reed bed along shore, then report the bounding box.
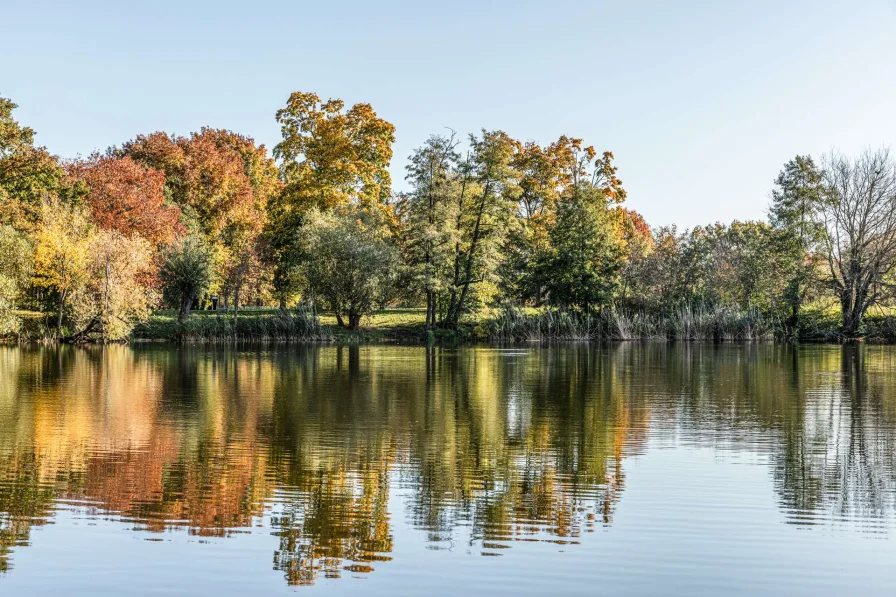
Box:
[487,305,777,342]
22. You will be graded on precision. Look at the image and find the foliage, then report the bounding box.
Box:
[0,96,67,229]
[160,235,215,323]
[539,183,624,313]
[31,198,93,333]
[123,128,279,308]
[768,155,825,336]
[67,230,157,341]
[268,91,395,302]
[3,90,896,343]
[68,154,183,246]
[399,133,461,328]
[298,207,398,329]
[0,225,33,334]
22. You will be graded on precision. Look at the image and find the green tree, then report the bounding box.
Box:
[540,184,623,313]
[160,235,215,323]
[768,155,824,336]
[299,207,397,329]
[0,225,33,334]
[401,133,460,329]
[0,96,67,229]
[442,130,521,328]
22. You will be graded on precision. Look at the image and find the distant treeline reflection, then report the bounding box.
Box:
[0,344,895,584]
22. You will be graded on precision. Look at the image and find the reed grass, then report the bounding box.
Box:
[487,304,777,342]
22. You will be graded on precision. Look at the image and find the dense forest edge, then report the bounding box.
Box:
[2,92,896,344]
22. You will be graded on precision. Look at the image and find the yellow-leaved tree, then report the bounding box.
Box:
[32,197,93,335]
[69,230,157,341]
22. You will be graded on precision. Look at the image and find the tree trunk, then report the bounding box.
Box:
[425,291,433,330]
[56,290,66,337]
[335,312,345,327]
[348,310,361,330]
[840,286,867,337]
[279,294,287,311]
[178,295,193,324]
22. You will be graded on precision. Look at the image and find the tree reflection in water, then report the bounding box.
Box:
[0,344,895,584]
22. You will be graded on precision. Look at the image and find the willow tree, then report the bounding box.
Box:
[819,149,896,336]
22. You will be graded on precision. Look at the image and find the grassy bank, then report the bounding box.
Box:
[131,307,439,343]
[12,304,896,344]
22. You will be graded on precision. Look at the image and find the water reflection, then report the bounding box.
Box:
[0,344,895,585]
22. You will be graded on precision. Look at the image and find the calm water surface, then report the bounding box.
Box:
[1,343,895,595]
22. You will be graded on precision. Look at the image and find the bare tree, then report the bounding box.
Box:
[819,148,896,336]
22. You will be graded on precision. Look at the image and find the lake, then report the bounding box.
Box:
[1,343,895,595]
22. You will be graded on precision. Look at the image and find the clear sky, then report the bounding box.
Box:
[2,0,895,228]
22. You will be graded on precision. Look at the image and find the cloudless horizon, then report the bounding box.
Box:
[3,0,895,228]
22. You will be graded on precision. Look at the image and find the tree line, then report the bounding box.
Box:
[1,91,894,341]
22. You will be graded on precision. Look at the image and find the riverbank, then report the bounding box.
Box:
[12,306,896,344]
[131,307,474,344]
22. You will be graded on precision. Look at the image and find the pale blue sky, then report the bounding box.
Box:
[2,0,895,228]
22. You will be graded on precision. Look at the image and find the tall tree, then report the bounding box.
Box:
[402,133,460,329]
[769,155,824,336]
[442,130,521,328]
[0,96,67,229]
[819,149,896,336]
[32,198,94,333]
[268,91,395,306]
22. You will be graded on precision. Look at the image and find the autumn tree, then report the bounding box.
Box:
[68,230,157,341]
[32,198,93,334]
[268,91,395,305]
[68,154,183,246]
[614,207,654,306]
[500,137,580,304]
[0,96,67,229]
[123,128,279,309]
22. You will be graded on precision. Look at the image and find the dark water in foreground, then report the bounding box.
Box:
[1,344,895,596]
